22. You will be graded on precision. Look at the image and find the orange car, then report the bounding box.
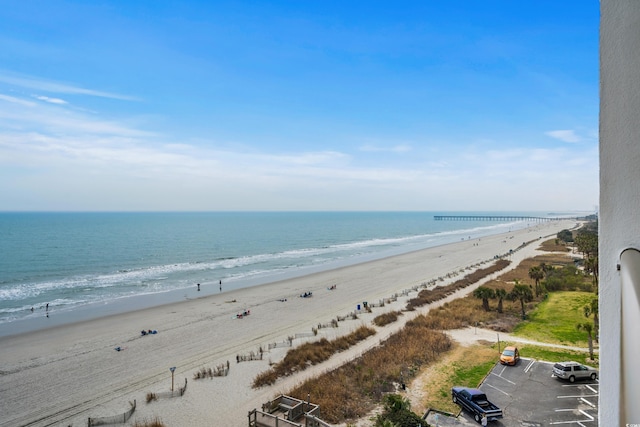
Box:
[499,346,520,365]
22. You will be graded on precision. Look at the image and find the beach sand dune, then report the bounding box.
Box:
[0,220,576,427]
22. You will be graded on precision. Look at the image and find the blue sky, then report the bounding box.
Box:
[0,1,599,211]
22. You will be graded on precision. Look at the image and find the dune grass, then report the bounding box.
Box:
[253,325,376,388]
[406,259,511,311]
[538,238,572,253]
[372,310,403,327]
[287,316,452,423]
[420,295,522,331]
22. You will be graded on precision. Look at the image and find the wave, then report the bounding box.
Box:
[0,217,535,326]
[0,219,527,304]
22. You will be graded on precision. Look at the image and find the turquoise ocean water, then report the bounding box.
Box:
[0,211,565,334]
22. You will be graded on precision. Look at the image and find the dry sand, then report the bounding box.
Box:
[0,220,577,427]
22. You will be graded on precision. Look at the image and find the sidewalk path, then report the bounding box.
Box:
[446,326,598,354]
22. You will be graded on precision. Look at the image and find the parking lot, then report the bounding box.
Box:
[429,358,599,426]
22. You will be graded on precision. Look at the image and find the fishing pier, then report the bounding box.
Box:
[433,215,565,222]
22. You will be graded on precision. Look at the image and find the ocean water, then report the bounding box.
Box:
[0,211,562,333]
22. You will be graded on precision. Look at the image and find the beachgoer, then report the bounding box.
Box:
[30,307,34,312]
[46,303,49,311]
[197,283,200,291]
[219,280,222,292]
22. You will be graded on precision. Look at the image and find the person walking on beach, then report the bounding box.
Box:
[46,303,49,311]
[197,283,200,291]
[219,280,222,292]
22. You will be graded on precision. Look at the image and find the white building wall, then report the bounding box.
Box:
[600,1,640,425]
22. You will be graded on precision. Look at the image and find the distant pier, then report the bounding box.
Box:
[433,215,565,222]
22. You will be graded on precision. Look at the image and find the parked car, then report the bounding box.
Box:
[451,386,503,423]
[499,346,520,365]
[552,361,598,382]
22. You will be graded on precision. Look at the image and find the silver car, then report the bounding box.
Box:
[553,361,598,382]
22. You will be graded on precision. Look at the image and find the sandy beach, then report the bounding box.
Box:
[0,220,577,427]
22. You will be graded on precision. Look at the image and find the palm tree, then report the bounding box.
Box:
[575,230,598,259]
[584,256,599,291]
[509,281,533,320]
[577,322,595,360]
[584,297,599,343]
[528,266,545,297]
[473,286,495,311]
[539,262,554,275]
[494,288,508,314]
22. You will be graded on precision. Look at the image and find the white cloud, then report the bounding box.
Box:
[0,71,138,101]
[0,93,36,107]
[545,129,581,143]
[359,143,412,153]
[0,90,598,212]
[0,95,154,138]
[34,95,68,104]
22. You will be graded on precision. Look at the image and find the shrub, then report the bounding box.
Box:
[557,229,574,243]
[373,311,402,327]
[543,265,592,292]
[374,394,423,427]
[132,418,166,427]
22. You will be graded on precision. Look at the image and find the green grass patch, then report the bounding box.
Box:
[423,345,499,414]
[512,291,596,346]
[449,360,497,387]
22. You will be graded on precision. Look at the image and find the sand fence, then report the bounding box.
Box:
[193,361,230,379]
[145,377,188,404]
[87,400,136,426]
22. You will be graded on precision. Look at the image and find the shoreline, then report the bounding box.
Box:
[0,219,540,339]
[0,220,577,427]
[1,211,544,333]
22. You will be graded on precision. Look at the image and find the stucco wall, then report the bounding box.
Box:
[600,1,640,425]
